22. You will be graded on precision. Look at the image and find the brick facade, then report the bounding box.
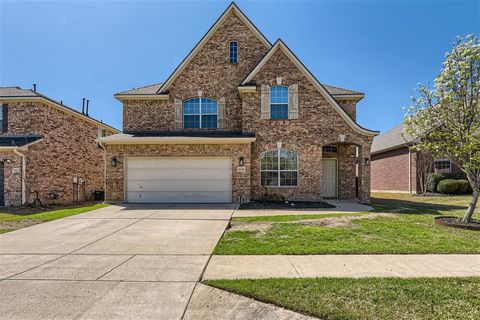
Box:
[106,6,375,204]
[1,101,115,206]
[371,147,417,193]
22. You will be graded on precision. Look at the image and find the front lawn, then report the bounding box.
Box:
[0,203,109,233]
[213,193,480,255]
[204,277,480,320]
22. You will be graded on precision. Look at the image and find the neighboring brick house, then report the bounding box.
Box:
[371,123,461,193]
[100,3,378,204]
[0,87,118,206]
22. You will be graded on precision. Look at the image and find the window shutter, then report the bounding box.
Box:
[260,83,270,119]
[2,104,8,133]
[174,98,183,129]
[288,84,299,119]
[217,97,226,129]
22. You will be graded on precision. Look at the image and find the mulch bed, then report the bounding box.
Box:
[435,216,480,231]
[239,201,336,210]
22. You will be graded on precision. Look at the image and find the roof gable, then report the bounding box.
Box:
[242,40,378,137]
[157,2,271,94]
[371,123,415,154]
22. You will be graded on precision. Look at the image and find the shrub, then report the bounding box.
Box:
[456,180,471,194]
[427,173,444,192]
[264,193,286,202]
[437,179,459,194]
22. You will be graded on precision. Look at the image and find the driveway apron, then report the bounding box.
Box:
[0,204,233,320]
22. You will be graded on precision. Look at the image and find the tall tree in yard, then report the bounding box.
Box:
[404,35,480,222]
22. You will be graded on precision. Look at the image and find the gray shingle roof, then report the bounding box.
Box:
[0,87,118,132]
[115,82,362,97]
[0,87,37,97]
[371,123,415,154]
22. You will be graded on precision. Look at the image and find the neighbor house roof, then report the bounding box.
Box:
[371,123,415,154]
[99,131,256,145]
[0,134,43,149]
[0,87,119,132]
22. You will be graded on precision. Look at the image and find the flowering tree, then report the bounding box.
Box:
[404,35,480,222]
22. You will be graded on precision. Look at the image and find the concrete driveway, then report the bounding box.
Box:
[0,203,234,320]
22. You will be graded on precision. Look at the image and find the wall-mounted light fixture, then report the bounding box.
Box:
[364,157,370,166]
[5,159,11,164]
[111,157,118,167]
[239,157,244,167]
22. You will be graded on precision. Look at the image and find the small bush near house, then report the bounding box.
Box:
[456,180,471,194]
[264,193,286,202]
[427,173,444,192]
[437,179,459,194]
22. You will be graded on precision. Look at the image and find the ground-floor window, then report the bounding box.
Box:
[261,149,298,187]
[434,159,452,173]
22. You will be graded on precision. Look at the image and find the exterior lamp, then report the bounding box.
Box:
[111,157,118,167]
[239,157,245,167]
[364,157,370,166]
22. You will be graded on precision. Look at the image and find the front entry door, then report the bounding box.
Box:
[322,159,337,198]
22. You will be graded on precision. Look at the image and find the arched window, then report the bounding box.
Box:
[261,149,298,187]
[183,98,218,129]
[270,86,288,119]
[322,145,338,153]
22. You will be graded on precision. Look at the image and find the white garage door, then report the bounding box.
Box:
[125,158,232,203]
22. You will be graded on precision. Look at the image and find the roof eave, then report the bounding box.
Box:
[98,136,257,145]
[114,94,170,102]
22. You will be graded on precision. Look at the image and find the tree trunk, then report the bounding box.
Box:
[462,190,479,223]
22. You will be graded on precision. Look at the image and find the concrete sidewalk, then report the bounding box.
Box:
[234,201,373,217]
[203,254,480,279]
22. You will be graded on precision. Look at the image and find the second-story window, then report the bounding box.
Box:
[270,86,288,119]
[229,41,238,64]
[0,104,6,133]
[183,98,218,129]
[0,105,3,133]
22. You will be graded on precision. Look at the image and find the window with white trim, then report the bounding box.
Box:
[261,149,298,186]
[229,41,238,64]
[183,98,218,129]
[270,86,288,119]
[322,145,338,153]
[434,159,452,172]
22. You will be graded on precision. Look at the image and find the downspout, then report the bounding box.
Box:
[98,141,107,203]
[13,147,27,205]
[408,148,412,194]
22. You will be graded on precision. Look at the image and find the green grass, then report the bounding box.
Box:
[213,193,480,255]
[0,203,109,233]
[204,278,480,320]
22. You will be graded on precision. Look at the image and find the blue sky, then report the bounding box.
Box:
[1,0,479,132]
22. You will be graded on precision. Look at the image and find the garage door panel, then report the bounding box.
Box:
[127,191,231,203]
[127,179,231,192]
[127,168,230,180]
[125,158,232,203]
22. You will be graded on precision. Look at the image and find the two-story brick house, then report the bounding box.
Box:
[0,87,118,206]
[100,3,378,204]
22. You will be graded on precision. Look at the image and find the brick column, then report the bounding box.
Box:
[358,142,372,204]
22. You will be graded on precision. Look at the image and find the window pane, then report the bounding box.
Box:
[279,150,298,170]
[271,104,288,119]
[184,99,200,114]
[201,98,218,114]
[261,151,278,170]
[270,86,288,104]
[229,41,238,63]
[261,171,278,187]
[184,115,200,128]
[280,171,298,186]
[201,115,217,129]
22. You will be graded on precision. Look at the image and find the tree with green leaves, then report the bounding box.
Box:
[404,34,480,223]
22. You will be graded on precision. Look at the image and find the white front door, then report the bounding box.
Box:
[125,158,232,203]
[322,159,337,198]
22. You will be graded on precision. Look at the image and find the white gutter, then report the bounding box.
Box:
[13,147,27,205]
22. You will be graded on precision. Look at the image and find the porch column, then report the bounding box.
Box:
[358,142,372,204]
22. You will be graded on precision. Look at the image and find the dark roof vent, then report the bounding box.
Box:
[86,99,89,117]
[33,84,37,92]
[82,98,85,114]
